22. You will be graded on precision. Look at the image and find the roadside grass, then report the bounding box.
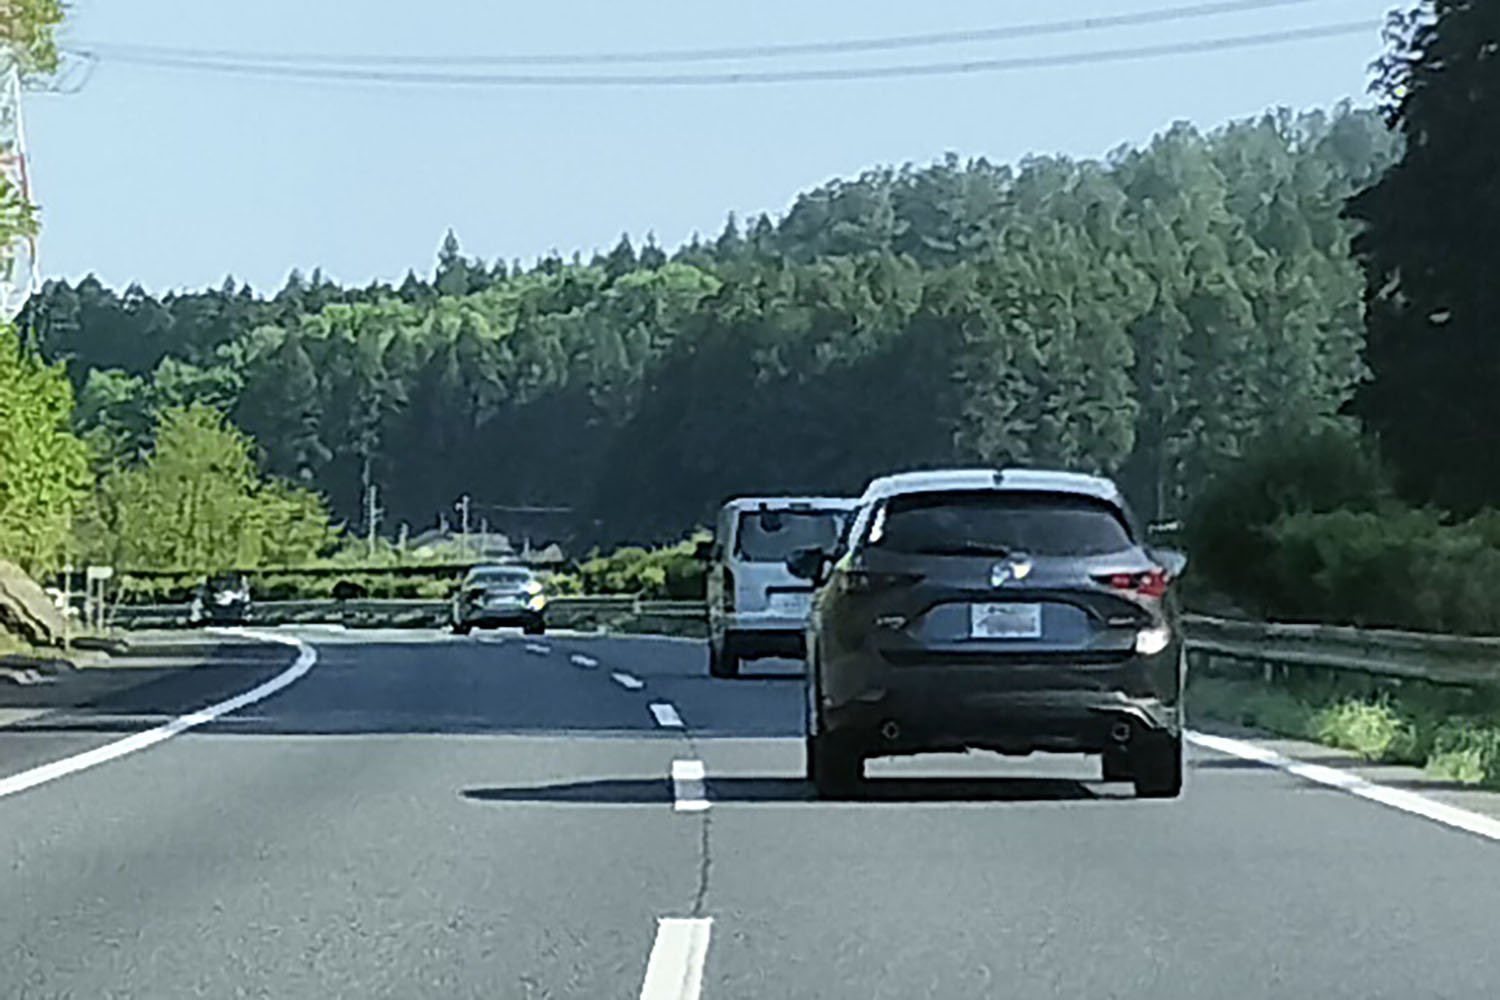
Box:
[1188,673,1500,788]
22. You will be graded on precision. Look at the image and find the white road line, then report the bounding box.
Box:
[524,642,551,655]
[570,653,599,668]
[639,917,712,1000]
[650,702,684,729]
[612,671,645,691]
[1187,730,1500,843]
[671,759,710,813]
[0,629,316,801]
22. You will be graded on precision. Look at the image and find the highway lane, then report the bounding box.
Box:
[2,627,1499,998]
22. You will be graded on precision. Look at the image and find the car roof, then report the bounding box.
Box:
[859,467,1125,506]
[721,496,860,512]
[466,564,530,576]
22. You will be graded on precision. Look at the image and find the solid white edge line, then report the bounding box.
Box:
[1186,730,1500,843]
[612,672,645,690]
[0,628,316,801]
[570,653,599,668]
[639,917,712,1000]
[650,702,684,728]
[671,759,709,813]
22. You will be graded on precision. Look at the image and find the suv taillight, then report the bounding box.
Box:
[723,568,735,610]
[1095,568,1168,599]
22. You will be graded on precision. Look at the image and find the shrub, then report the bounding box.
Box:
[1184,421,1390,614]
[578,532,709,598]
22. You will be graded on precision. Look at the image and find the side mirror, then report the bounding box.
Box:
[786,546,827,583]
[1155,548,1188,579]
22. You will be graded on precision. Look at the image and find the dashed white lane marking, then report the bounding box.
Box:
[612,672,645,691]
[650,702,684,729]
[0,629,316,801]
[570,653,599,668]
[671,759,709,813]
[1187,730,1500,843]
[524,642,551,655]
[639,917,712,1000]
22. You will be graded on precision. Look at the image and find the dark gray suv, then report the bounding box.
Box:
[789,468,1187,800]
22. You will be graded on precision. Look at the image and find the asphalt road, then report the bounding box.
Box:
[3,626,1499,999]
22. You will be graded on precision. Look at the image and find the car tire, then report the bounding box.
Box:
[523,620,545,636]
[452,622,472,636]
[1102,745,1133,782]
[709,641,739,679]
[1133,731,1183,799]
[807,731,862,799]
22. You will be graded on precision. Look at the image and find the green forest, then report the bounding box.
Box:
[4,1,1499,635]
[21,103,1396,551]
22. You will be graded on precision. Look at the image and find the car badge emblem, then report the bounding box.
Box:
[991,559,1032,587]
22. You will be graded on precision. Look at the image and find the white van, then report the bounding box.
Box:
[705,496,859,678]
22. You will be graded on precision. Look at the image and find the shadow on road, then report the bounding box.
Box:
[461,775,1096,806]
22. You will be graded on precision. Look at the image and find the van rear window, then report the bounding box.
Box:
[735,510,848,562]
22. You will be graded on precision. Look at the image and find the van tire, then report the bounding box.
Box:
[709,640,739,679]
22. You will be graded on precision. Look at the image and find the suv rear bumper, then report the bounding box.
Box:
[820,648,1182,755]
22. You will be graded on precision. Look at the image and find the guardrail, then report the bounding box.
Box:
[1183,614,1500,688]
[100,599,1500,687]
[105,595,708,630]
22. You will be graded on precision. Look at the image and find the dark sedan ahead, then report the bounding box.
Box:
[791,468,1187,800]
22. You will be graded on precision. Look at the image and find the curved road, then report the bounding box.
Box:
[2,627,1498,999]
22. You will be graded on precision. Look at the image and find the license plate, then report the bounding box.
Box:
[768,592,810,615]
[970,602,1042,639]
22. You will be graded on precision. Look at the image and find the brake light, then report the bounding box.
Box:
[1096,568,1169,599]
[723,568,735,610]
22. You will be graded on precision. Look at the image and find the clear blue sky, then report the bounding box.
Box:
[26,0,1398,294]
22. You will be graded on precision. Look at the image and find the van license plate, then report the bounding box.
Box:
[970,603,1042,639]
[768,592,810,615]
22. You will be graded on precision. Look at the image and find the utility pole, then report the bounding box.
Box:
[365,484,380,559]
[456,494,471,559]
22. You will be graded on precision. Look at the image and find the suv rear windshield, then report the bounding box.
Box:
[869,491,1133,557]
[735,509,848,562]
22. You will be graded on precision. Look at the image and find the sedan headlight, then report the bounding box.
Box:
[523,579,543,595]
[1135,624,1173,656]
[528,593,547,611]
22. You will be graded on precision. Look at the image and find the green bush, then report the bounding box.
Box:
[1190,673,1500,785]
[578,532,709,599]
[1184,421,1391,615]
[1263,508,1500,633]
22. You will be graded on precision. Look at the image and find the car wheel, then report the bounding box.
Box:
[1133,731,1183,799]
[1102,745,1133,782]
[807,731,862,799]
[452,622,472,636]
[523,620,545,636]
[709,640,739,679]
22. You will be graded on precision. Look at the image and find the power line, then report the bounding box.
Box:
[74,21,1382,89]
[73,0,1331,68]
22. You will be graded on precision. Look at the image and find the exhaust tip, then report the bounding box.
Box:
[1110,721,1132,744]
[880,720,901,742]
